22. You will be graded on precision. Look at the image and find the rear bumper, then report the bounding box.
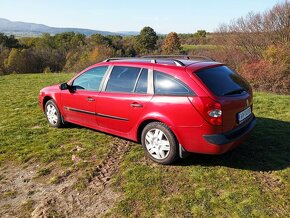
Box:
[203,115,256,145]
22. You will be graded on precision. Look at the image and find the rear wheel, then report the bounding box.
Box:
[141,122,178,164]
[45,100,63,128]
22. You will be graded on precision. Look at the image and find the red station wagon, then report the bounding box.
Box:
[39,56,256,164]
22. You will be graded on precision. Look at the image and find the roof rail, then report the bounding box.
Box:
[102,55,214,67]
[103,57,185,66]
[103,57,136,62]
[149,58,185,66]
[142,55,215,61]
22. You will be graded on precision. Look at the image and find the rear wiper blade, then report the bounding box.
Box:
[223,88,246,96]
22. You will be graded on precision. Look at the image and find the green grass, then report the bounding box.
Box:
[0,73,113,163]
[108,93,290,217]
[0,73,289,217]
[0,73,113,188]
[181,44,220,52]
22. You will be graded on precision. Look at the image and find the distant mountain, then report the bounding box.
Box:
[116,31,139,36]
[0,18,136,36]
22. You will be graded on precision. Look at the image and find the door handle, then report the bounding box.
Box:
[130,102,143,108]
[87,97,95,102]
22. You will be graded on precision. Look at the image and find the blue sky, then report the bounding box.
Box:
[0,0,282,33]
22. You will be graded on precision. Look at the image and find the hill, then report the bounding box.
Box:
[0,18,138,36]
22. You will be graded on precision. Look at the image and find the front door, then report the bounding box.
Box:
[61,89,98,127]
[61,66,109,128]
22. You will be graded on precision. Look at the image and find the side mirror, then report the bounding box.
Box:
[60,82,75,92]
[60,82,69,90]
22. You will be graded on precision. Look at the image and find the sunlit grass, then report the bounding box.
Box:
[108,92,290,217]
[0,74,289,217]
[181,44,220,52]
[0,73,112,178]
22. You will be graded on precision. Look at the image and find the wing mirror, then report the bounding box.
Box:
[60,82,74,92]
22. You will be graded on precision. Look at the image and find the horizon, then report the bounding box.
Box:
[0,0,282,34]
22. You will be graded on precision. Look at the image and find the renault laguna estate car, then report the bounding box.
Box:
[39,56,256,164]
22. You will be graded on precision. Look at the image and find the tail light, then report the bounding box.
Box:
[200,97,222,126]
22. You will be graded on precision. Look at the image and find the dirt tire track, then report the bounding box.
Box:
[0,138,130,218]
[31,138,130,218]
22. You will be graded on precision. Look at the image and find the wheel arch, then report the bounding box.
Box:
[42,96,53,110]
[136,116,180,144]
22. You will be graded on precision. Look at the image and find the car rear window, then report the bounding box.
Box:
[195,66,250,96]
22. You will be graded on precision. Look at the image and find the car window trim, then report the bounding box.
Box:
[132,68,143,93]
[99,65,113,91]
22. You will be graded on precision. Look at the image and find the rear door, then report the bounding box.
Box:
[194,66,253,131]
[96,66,152,133]
[61,66,108,127]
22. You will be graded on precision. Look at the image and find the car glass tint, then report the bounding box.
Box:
[154,71,192,95]
[106,66,141,93]
[195,66,250,96]
[135,68,148,94]
[73,66,108,91]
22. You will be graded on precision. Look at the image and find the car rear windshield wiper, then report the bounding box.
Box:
[223,88,246,96]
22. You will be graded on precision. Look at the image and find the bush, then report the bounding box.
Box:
[240,60,289,93]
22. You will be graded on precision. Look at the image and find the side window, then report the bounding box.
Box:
[154,71,193,95]
[135,69,148,94]
[73,66,108,91]
[106,66,141,93]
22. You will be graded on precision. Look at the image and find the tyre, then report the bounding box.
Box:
[141,122,179,164]
[45,99,63,128]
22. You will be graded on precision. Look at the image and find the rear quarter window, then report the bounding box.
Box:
[154,71,194,95]
[195,66,250,96]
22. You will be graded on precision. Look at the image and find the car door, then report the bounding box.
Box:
[61,66,108,128]
[96,66,153,133]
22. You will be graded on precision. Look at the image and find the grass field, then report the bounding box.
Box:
[181,44,220,53]
[0,73,289,217]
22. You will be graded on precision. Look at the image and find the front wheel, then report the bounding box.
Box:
[141,122,179,165]
[45,100,63,128]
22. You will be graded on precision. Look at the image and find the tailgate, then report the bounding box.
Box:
[220,93,253,132]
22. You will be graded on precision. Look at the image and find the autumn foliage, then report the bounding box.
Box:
[162,32,181,54]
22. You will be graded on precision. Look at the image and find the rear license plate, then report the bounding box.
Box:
[238,107,251,123]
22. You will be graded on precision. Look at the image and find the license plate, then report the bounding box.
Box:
[238,107,252,123]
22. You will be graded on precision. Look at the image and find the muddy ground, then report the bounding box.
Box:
[0,138,130,218]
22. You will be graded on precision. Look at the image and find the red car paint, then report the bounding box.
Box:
[39,59,256,155]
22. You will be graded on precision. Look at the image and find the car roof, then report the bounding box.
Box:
[79,57,223,79]
[103,56,214,66]
[100,56,223,72]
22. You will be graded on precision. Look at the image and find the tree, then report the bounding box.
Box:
[4,48,37,73]
[193,30,207,44]
[0,33,20,48]
[0,45,10,75]
[90,34,112,46]
[216,1,290,58]
[136,26,158,54]
[194,30,206,38]
[162,32,181,54]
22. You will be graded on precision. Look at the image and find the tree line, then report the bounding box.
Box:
[0,1,289,93]
[0,27,188,75]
